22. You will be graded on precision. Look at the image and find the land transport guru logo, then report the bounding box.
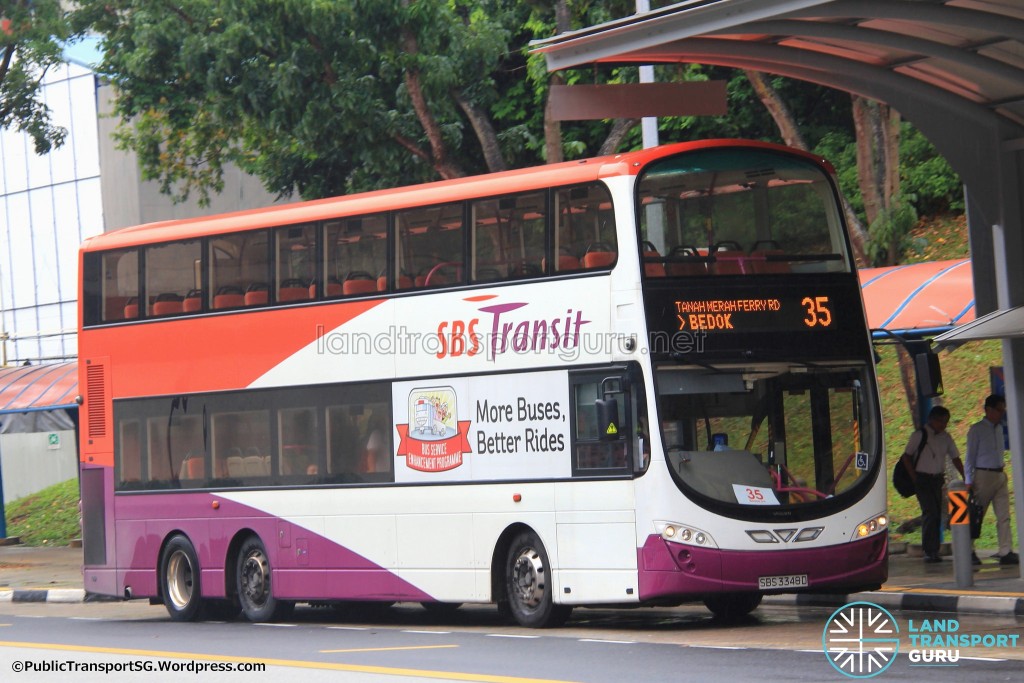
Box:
[822,602,900,678]
[822,600,1021,678]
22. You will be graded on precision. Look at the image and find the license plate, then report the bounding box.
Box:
[758,574,808,590]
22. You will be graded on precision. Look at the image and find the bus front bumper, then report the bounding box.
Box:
[637,532,887,601]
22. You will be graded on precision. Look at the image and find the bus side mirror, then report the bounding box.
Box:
[915,351,944,398]
[596,397,620,441]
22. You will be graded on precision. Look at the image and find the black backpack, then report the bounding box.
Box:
[892,428,927,498]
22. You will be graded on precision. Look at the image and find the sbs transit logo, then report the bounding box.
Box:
[822,601,900,678]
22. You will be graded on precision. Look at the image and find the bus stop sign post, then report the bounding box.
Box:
[948,482,973,588]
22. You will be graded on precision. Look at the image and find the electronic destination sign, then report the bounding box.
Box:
[643,277,869,361]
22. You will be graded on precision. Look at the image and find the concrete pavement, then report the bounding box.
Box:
[2,542,1023,615]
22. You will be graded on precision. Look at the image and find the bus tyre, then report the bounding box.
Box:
[160,535,205,622]
[504,531,571,628]
[237,536,294,622]
[703,592,763,621]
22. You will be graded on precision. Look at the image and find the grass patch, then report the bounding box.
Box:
[4,478,80,546]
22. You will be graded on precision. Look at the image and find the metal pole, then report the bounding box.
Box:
[947,482,973,587]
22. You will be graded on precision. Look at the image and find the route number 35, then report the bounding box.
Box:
[801,296,832,327]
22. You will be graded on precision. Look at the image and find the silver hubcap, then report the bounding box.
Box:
[240,549,270,608]
[511,547,545,608]
[166,550,194,609]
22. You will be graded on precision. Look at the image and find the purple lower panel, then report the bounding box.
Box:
[276,569,431,601]
[112,492,431,602]
[637,533,887,601]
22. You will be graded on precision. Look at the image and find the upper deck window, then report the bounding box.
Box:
[276,224,316,303]
[554,184,617,272]
[209,230,270,309]
[325,214,388,295]
[145,240,201,317]
[87,249,139,323]
[396,202,464,289]
[471,192,546,281]
[638,148,850,276]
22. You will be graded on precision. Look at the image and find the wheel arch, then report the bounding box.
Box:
[223,528,260,600]
[489,522,535,603]
[155,529,190,600]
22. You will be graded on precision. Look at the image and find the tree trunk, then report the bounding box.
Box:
[745,70,869,264]
[852,96,883,229]
[454,91,507,173]
[896,344,921,428]
[852,95,903,265]
[543,0,572,164]
[399,20,464,179]
[745,70,806,149]
[599,118,639,156]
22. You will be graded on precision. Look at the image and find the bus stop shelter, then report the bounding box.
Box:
[533,0,1024,575]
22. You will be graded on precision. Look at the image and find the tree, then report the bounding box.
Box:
[84,0,653,203]
[0,1,86,154]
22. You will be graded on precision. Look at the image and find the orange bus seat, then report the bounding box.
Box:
[244,283,269,306]
[709,241,747,274]
[642,242,666,277]
[750,241,790,274]
[182,289,203,312]
[179,455,205,480]
[152,300,183,315]
[666,246,706,276]
[105,296,129,321]
[343,273,377,295]
[123,298,139,319]
[711,251,746,274]
[544,252,580,272]
[583,243,616,269]
[278,278,309,302]
[213,286,245,309]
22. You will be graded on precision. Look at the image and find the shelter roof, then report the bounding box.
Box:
[532,0,1024,138]
[858,258,974,337]
[0,361,79,415]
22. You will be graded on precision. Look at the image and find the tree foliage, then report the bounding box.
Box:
[79,0,964,241]
[0,0,89,154]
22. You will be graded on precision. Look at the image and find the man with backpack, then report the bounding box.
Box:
[900,405,965,563]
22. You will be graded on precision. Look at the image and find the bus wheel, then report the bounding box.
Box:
[504,531,571,628]
[160,535,205,622]
[703,593,763,620]
[236,536,294,622]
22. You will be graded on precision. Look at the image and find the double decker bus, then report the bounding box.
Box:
[78,140,887,627]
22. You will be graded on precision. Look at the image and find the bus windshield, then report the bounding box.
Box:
[638,147,851,276]
[657,362,878,510]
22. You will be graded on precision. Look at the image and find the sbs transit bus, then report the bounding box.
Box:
[78,140,887,627]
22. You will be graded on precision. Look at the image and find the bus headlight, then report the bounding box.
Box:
[854,513,888,539]
[654,521,718,548]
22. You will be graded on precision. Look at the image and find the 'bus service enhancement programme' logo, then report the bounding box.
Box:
[822,602,900,678]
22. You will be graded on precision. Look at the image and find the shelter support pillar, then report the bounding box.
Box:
[992,147,1024,578]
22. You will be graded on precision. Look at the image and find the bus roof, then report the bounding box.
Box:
[81,139,830,252]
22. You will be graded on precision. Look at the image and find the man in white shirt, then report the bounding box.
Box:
[901,405,965,563]
[966,394,1018,565]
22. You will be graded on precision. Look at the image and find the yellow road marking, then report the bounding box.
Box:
[0,641,580,683]
[882,586,1024,598]
[321,644,459,654]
